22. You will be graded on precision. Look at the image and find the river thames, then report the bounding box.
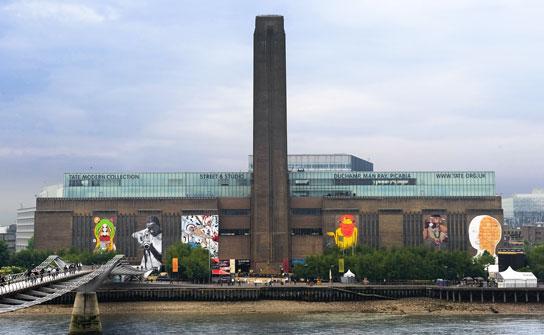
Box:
[1,313,544,334]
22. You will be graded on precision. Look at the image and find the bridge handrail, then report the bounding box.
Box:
[0,255,126,313]
[0,255,77,289]
[0,268,89,296]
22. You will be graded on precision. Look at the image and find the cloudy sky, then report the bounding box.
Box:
[1,0,543,223]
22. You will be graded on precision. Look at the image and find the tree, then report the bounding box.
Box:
[0,241,10,268]
[165,242,192,275]
[165,242,210,282]
[27,236,35,250]
[57,248,115,265]
[525,244,544,279]
[186,248,211,282]
[294,246,494,282]
[9,248,51,269]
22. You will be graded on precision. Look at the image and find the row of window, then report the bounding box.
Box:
[219,229,250,236]
[291,208,322,216]
[291,228,323,236]
[218,208,322,216]
[220,209,251,216]
[217,228,323,236]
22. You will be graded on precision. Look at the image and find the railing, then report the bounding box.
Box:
[0,255,80,293]
[0,268,88,296]
[0,255,126,313]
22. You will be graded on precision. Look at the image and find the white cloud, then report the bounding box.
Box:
[3,0,116,24]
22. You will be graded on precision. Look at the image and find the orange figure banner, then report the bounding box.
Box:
[330,215,358,250]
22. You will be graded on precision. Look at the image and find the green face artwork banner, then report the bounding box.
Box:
[93,216,116,252]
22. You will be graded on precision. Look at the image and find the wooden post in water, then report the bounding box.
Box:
[68,292,102,334]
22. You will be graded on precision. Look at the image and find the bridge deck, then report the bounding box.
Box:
[0,254,128,314]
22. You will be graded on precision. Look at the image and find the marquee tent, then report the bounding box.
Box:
[341,269,356,284]
[496,267,537,288]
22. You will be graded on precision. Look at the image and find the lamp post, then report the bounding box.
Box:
[329,265,336,286]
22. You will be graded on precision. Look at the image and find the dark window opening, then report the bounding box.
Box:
[220,209,251,216]
[291,208,322,216]
[219,229,250,236]
[291,228,322,236]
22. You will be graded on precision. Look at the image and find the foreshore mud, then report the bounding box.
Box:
[7,298,544,316]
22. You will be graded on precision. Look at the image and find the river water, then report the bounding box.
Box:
[1,313,543,334]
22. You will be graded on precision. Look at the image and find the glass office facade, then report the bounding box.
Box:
[64,172,251,198]
[511,189,544,226]
[63,170,495,198]
[248,154,373,172]
[289,171,495,197]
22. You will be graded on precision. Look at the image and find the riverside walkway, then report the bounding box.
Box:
[46,283,544,304]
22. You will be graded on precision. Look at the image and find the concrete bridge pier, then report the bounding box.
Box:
[68,292,102,334]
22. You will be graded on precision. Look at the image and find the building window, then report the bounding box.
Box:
[291,228,322,236]
[291,208,321,216]
[220,209,251,216]
[219,229,250,236]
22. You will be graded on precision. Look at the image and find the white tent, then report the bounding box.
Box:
[487,264,499,279]
[496,267,537,288]
[343,269,356,278]
[341,269,356,284]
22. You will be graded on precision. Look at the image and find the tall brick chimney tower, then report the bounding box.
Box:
[251,15,290,272]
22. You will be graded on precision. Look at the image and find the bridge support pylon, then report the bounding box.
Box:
[68,292,102,334]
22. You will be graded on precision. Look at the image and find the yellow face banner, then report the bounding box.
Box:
[172,257,179,273]
[329,215,358,250]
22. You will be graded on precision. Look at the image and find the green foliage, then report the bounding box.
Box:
[165,242,192,274]
[524,244,544,279]
[8,248,51,269]
[27,236,35,250]
[293,246,493,281]
[0,266,26,275]
[0,241,9,268]
[186,247,211,282]
[57,248,116,265]
[7,247,115,270]
[165,241,210,282]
